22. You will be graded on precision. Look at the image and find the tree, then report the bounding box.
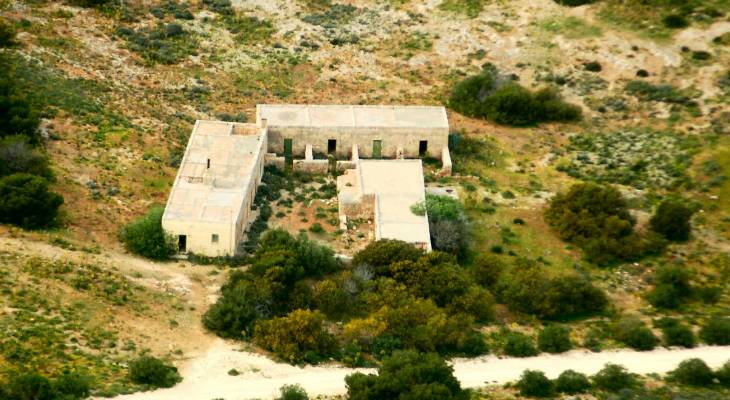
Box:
[120,207,175,260]
[202,279,263,339]
[129,356,182,388]
[554,370,590,394]
[516,370,554,398]
[592,363,637,392]
[669,358,715,387]
[352,239,422,276]
[538,324,572,354]
[700,316,730,345]
[0,173,63,229]
[253,309,337,364]
[277,384,309,400]
[345,350,468,400]
[650,199,693,241]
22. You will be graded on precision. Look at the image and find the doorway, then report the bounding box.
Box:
[419,140,428,157]
[372,140,382,159]
[328,139,337,155]
[178,235,187,253]
[284,138,293,168]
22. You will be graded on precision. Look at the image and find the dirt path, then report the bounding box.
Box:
[108,340,730,400]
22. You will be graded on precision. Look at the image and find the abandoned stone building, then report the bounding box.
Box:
[162,104,450,257]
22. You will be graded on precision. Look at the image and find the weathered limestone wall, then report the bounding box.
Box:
[440,147,452,176]
[163,220,236,257]
[266,127,448,159]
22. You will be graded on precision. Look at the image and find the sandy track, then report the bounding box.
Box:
[109,340,730,400]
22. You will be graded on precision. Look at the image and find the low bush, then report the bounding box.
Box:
[555,369,591,394]
[592,363,637,392]
[0,173,63,229]
[646,263,693,309]
[278,383,309,400]
[650,199,693,241]
[119,207,175,260]
[352,239,422,276]
[545,183,656,265]
[345,350,468,400]
[517,370,554,398]
[625,80,691,104]
[554,0,596,5]
[114,23,198,65]
[717,360,730,387]
[656,318,695,348]
[471,253,505,288]
[614,318,659,351]
[700,317,730,345]
[662,14,688,29]
[584,61,602,72]
[129,356,182,388]
[0,135,53,178]
[0,20,17,48]
[253,309,337,364]
[538,324,572,354]
[669,358,715,387]
[503,332,538,357]
[449,66,581,126]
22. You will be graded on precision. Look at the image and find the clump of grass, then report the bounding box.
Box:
[439,0,487,18]
[114,23,199,65]
[624,80,694,105]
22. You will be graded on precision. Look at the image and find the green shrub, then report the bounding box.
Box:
[669,358,715,387]
[650,199,693,241]
[538,324,572,353]
[278,384,309,400]
[0,173,63,229]
[614,318,659,351]
[646,263,693,309]
[5,373,55,400]
[449,67,580,126]
[503,332,538,357]
[309,222,324,234]
[517,370,553,397]
[53,372,91,399]
[129,356,182,388]
[592,363,637,392]
[115,23,198,65]
[656,318,695,348]
[120,207,175,260]
[717,360,730,387]
[663,14,688,29]
[555,369,590,394]
[545,183,652,265]
[0,135,53,178]
[345,350,468,400]
[0,20,17,48]
[498,258,607,319]
[0,59,41,143]
[471,253,505,288]
[202,278,263,339]
[625,80,690,104]
[352,239,422,275]
[700,317,730,345]
[584,61,602,72]
[253,309,337,364]
[554,0,596,5]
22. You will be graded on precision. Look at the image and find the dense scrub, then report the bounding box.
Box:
[412,194,470,256]
[114,23,199,65]
[545,183,664,265]
[449,65,581,126]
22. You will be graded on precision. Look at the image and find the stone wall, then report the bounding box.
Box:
[266,126,448,160]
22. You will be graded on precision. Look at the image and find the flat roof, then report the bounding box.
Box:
[359,160,431,248]
[162,120,265,225]
[257,104,449,129]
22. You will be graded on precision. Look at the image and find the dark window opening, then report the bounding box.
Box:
[419,140,428,156]
[178,235,187,253]
[328,139,337,155]
[211,234,219,244]
[206,159,211,169]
